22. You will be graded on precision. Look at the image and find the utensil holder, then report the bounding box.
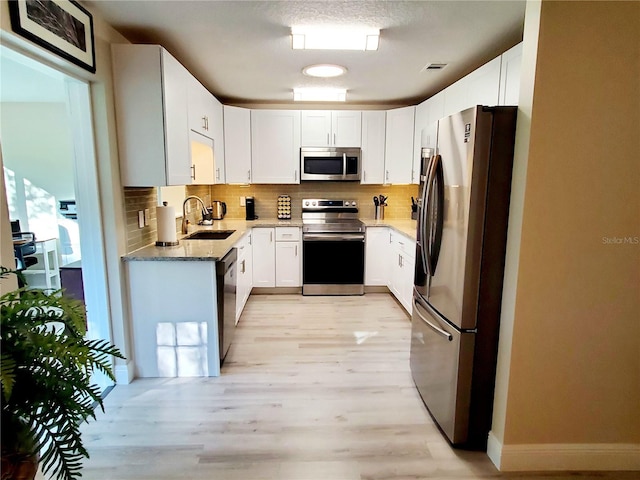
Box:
[375,205,385,220]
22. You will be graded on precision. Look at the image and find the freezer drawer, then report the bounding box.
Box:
[409,291,475,445]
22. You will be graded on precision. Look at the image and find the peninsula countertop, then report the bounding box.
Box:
[122,217,416,262]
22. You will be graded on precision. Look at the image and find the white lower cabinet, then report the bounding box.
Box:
[252,227,301,288]
[252,228,275,287]
[235,231,253,323]
[365,227,415,314]
[275,227,301,287]
[389,230,416,314]
[365,227,390,286]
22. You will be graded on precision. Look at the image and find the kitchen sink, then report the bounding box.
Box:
[183,230,236,240]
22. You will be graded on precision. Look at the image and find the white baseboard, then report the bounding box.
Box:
[114,361,135,385]
[487,431,640,471]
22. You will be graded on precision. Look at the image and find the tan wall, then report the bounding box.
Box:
[495,0,640,449]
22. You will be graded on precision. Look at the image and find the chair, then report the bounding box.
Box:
[12,221,38,287]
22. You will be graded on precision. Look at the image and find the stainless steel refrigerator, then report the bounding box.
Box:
[410,105,517,448]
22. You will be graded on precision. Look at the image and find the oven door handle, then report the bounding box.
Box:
[303,233,364,241]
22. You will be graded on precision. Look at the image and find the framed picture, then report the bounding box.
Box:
[8,0,96,73]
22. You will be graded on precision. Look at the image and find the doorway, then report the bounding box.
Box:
[0,45,113,393]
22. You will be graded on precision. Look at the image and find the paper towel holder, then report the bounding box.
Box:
[156,201,180,247]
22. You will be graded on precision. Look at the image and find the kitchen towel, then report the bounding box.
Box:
[156,203,178,245]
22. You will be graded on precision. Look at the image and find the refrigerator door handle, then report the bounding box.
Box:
[423,155,440,275]
[429,155,445,274]
[413,289,453,341]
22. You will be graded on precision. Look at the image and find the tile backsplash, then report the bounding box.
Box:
[124,182,419,253]
[201,183,419,221]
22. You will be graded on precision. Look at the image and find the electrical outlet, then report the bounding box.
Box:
[240,196,246,207]
[138,211,144,228]
[144,208,150,226]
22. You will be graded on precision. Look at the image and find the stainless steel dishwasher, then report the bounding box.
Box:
[216,248,237,365]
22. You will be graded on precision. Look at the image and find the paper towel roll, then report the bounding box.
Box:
[156,204,178,245]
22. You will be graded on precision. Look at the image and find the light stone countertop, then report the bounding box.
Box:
[122,217,416,261]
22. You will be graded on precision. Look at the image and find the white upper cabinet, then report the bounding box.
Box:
[360,110,386,184]
[187,75,216,139]
[443,56,501,118]
[186,78,225,184]
[384,106,415,184]
[465,56,501,107]
[301,110,362,147]
[112,44,191,186]
[499,42,523,105]
[251,110,301,184]
[113,44,225,186]
[224,105,252,184]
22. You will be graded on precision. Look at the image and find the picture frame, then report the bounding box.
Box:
[8,0,96,73]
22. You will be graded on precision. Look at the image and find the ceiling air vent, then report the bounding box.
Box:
[422,63,448,72]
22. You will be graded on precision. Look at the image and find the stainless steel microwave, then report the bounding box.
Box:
[300,147,361,181]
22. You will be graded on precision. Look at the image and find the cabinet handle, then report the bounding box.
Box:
[386,170,389,182]
[333,133,336,145]
[327,133,330,145]
[294,170,298,182]
[241,259,246,274]
[295,245,298,257]
[191,165,196,180]
[270,231,273,242]
[216,168,220,180]
[398,254,401,267]
[247,169,251,181]
[363,170,366,182]
[202,116,207,130]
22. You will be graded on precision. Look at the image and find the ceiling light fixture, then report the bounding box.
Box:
[302,64,347,78]
[291,26,380,51]
[293,87,347,102]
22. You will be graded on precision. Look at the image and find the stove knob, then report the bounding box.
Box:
[312,201,317,206]
[351,201,357,206]
[304,201,309,206]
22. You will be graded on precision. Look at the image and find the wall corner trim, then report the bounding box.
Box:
[114,361,135,385]
[488,434,640,472]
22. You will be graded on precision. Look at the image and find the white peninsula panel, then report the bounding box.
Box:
[127,260,220,378]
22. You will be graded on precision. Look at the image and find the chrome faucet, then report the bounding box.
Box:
[181,195,208,234]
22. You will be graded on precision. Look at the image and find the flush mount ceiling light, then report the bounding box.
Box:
[293,87,347,102]
[291,26,380,51]
[302,64,347,78]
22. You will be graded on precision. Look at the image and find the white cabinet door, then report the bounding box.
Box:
[360,111,386,184]
[443,76,468,119]
[275,227,301,287]
[211,96,226,184]
[275,241,301,287]
[187,75,216,139]
[301,110,332,146]
[235,232,253,323]
[251,110,301,184]
[224,105,252,184]
[499,42,523,106]
[384,106,415,184]
[332,111,361,147]
[161,50,192,186]
[252,228,275,287]
[365,227,390,285]
[301,110,362,147]
[389,230,416,314]
[465,56,501,107]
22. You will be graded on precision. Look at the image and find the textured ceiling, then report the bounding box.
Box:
[88,0,526,106]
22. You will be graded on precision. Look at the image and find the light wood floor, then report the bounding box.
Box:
[67,294,633,480]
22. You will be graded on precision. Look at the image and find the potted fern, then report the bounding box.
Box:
[1,267,124,480]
